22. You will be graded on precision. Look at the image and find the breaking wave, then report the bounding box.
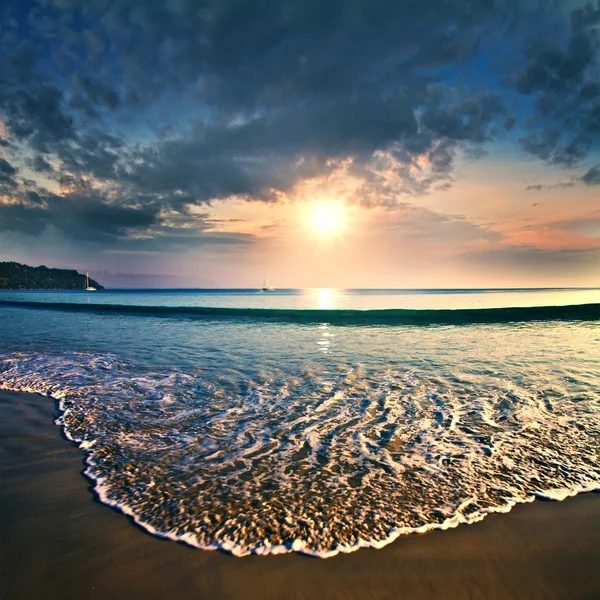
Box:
[1,299,600,325]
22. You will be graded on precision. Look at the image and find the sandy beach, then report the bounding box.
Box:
[0,389,599,600]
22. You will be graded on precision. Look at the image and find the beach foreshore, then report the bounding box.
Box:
[1,389,599,600]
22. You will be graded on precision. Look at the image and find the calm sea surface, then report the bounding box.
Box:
[1,288,599,556]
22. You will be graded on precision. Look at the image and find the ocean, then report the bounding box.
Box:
[1,288,599,557]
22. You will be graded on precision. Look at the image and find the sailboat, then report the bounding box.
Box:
[261,274,275,292]
[85,272,97,291]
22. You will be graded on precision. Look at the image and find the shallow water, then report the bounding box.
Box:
[1,288,599,557]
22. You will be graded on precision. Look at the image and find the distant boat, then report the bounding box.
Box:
[261,274,275,292]
[85,272,97,291]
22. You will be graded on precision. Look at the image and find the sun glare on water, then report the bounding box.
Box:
[307,202,346,238]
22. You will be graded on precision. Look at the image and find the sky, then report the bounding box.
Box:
[0,0,599,288]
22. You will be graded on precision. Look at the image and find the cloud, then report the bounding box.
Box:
[0,173,256,253]
[29,154,54,173]
[464,245,600,276]
[513,2,600,166]
[0,157,18,189]
[0,0,598,252]
[525,181,575,191]
[117,87,509,208]
[1,86,75,152]
[551,212,600,237]
[582,164,600,185]
[372,204,501,249]
[0,187,159,242]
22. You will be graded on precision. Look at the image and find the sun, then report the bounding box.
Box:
[308,202,346,237]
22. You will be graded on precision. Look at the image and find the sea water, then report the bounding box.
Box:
[1,288,599,557]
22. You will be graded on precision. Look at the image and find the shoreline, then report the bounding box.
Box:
[2,388,600,599]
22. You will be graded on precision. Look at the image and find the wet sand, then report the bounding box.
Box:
[1,389,599,600]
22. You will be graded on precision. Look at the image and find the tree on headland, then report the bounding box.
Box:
[0,262,104,290]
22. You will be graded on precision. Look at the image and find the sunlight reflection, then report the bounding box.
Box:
[318,323,330,353]
[316,287,335,309]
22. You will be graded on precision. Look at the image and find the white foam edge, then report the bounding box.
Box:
[2,380,600,559]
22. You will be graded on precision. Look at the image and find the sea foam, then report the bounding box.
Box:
[1,348,600,558]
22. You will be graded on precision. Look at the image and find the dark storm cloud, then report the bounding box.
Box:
[119,87,508,205]
[0,85,75,152]
[0,175,252,250]
[0,157,19,189]
[29,154,53,172]
[25,0,511,108]
[0,157,18,177]
[55,130,124,181]
[513,1,600,166]
[0,187,160,243]
[0,0,598,249]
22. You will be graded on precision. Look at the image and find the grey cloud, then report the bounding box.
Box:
[111,231,254,254]
[525,181,575,191]
[519,130,592,167]
[0,201,48,236]
[582,164,600,185]
[550,213,600,236]
[119,88,508,207]
[30,155,54,172]
[72,75,120,111]
[0,0,596,249]
[30,0,513,108]
[374,204,501,245]
[420,92,506,145]
[0,185,160,244]
[0,86,75,152]
[56,131,122,181]
[26,190,43,204]
[0,157,18,177]
[513,1,600,166]
[0,173,252,253]
[464,245,600,274]
[515,37,595,96]
[0,156,18,188]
